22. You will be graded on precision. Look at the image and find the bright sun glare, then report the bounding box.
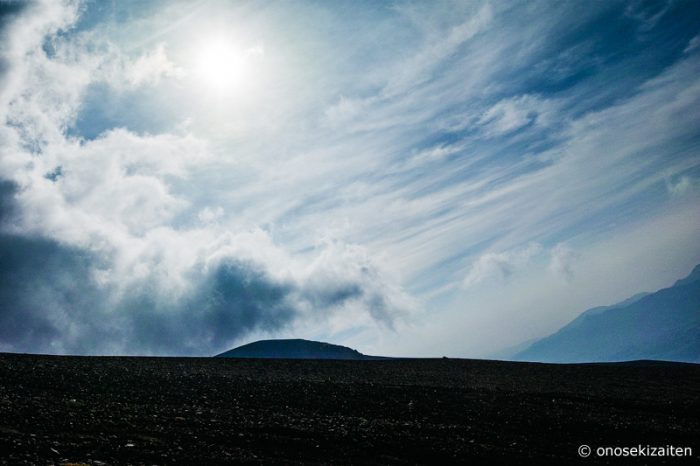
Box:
[194,37,263,94]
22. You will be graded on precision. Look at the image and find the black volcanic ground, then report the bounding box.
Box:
[1,353,699,465]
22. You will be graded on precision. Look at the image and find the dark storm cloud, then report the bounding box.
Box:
[0,1,26,75]
[0,180,101,350]
[120,261,298,355]
[0,244,297,355]
[0,185,295,354]
[0,233,295,356]
[0,181,387,355]
[0,234,81,348]
[0,181,296,354]
[0,1,26,27]
[0,180,17,222]
[300,268,398,328]
[303,283,363,309]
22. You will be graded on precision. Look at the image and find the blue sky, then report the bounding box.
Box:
[0,0,699,356]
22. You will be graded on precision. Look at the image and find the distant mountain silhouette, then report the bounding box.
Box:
[514,264,700,363]
[215,338,383,360]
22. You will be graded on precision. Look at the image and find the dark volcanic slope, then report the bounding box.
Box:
[1,354,699,465]
[216,338,377,360]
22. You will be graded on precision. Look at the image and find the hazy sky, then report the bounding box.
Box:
[1,0,699,357]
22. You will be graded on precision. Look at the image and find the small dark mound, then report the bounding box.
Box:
[215,338,378,360]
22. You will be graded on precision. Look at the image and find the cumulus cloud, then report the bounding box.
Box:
[125,43,183,87]
[0,181,411,355]
[299,241,414,328]
[0,0,83,147]
[0,219,295,355]
[0,1,412,355]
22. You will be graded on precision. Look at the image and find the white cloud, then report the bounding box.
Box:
[384,3,493,96]
[9,128,210,242]
[126,43,183,86]
[666,175,697,197]
[198,206,224,223]
[684,34,700,54]
[0,0,84,148]
[299,240,416,328]
[625,0,672,33]
[549,243,578,281]
[477,95,558,137]
[463,243,543,287]
[323,95,373,128]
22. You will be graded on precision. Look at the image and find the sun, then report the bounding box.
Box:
[193,36,263,94]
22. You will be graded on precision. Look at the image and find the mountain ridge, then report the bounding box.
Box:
[513,265,700,364]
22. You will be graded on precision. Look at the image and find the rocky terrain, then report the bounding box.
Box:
[1,353,699,464]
